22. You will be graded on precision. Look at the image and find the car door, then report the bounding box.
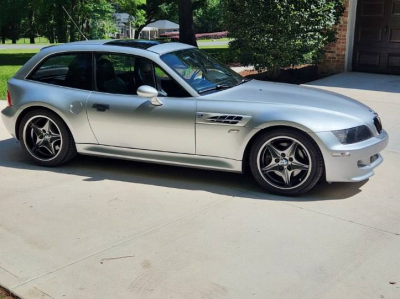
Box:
[86,52,196,154]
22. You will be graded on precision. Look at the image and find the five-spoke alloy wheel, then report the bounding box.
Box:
[23,116,63,161]
[19,109,77,166]
[250,129,323,196]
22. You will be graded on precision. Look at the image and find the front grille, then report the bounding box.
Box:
[373,116,383,134]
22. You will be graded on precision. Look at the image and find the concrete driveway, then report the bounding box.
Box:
[0,72,399,299]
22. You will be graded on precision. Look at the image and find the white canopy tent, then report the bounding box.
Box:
[140,20,179,40]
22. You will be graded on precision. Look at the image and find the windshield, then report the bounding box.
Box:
[161,48,246,94]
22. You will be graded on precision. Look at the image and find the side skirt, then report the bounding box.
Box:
[76,144,243,173]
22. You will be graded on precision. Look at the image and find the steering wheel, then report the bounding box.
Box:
[188,69,203,83]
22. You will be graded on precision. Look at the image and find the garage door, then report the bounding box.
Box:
[353,0,400,74]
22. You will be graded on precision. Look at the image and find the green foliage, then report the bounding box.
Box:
[0,0,26,42]
[222,0,345,76]
[0,0,117,43]
[194,0,224,33]
[202,48,237,64]
[83,0,116,39]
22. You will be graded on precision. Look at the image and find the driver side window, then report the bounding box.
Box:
[94,53,156,95]
[93,52,190,98]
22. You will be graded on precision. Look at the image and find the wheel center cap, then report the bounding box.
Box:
[279,159,289,166]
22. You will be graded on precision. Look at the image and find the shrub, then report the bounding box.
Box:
[222,0,345,77]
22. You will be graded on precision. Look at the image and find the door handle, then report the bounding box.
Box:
[92,103,110,112]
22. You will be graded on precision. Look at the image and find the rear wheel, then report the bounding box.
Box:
[249,129,323,196]
[19,109,77,166]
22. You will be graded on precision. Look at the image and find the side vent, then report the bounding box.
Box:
[208,115,243,125]
[196,113,251,126]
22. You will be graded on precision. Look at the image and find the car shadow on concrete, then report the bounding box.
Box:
[0,138,366,201]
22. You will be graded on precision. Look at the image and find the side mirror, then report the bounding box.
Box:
[137,85,163,106]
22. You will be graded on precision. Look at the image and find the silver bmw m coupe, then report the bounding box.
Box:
[1,40,389,195]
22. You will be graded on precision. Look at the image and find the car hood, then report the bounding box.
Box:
[201,80,374,119]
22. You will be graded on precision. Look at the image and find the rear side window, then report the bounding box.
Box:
[29,53,92,91]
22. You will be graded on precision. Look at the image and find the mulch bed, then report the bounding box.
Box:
[0,287,19,299]
[240,65,325,85]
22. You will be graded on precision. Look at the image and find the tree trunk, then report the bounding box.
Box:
[178,0,197,47]
[70,26,75,42]
[28,9,35,44]
[55,4,67,43]
[135,23,149,39]
[10,22,17,44]
[1,26,6,44]
[69,0,77,42]
[267,66,281,80]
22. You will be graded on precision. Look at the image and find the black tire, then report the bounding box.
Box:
[19,109,77,167]
[249,128,323,196]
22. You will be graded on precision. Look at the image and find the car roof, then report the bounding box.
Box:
[42,39,195,55]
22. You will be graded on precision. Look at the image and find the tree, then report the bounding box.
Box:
[194,0,224,33]
[223,0,345,77]
[178,0,197,46]
[0,0,26,43]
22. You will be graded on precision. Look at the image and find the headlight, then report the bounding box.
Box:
[332,125,373,144]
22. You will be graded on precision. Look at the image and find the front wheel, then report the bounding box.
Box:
[19,109,77,166]
[249,129,323,196]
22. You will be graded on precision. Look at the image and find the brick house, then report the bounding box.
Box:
[320,0,400,75]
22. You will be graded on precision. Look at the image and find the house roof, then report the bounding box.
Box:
[143,20,179,30]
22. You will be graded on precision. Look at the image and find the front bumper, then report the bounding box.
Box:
[313,130,389,182]
[1,105,19,138]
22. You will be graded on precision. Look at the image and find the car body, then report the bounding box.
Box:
[1,40,389,195]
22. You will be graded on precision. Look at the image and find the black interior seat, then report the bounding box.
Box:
[135,59,155,88]
[96,59,127,94]
[65,54,91,90]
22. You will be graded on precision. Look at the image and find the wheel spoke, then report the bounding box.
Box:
[291,160,309,171]
[262,161,280,173]
[40,119,51,133]
[49,135,61,144]
[278,168,291,186]
[266,143,281,159]
[285,141,298,158]
[30,123,43,137]
[31,139,44,154]
[41,142,56,156]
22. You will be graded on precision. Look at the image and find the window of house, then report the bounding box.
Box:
[29,53,92,91]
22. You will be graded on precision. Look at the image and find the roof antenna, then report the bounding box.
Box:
[62,6,88,41]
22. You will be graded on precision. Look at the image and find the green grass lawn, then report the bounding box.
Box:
[0,49,39,99]
[2,37,50,44]
[197,38,230,43]
[198,44,229,49]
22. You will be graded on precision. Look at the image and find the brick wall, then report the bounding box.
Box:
[319,0,350,74]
